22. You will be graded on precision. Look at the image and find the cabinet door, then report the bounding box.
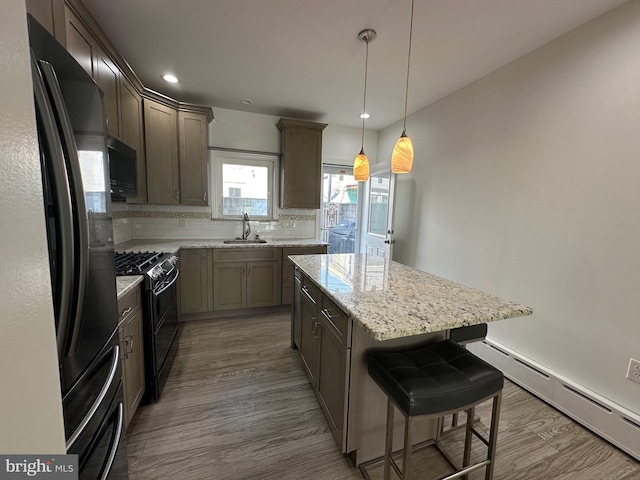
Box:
[292,274,302,349]
[300,292,319,386]
[125,309,145,427]
[144,99,179,205]
[246,261,280,308]
[277,120,326,209]
[317,316,350,451]
[64,5,97,78]
[212,262,246,310]
[95,48,120,138]
[281,246,327,304]
[179,249,210,314]
[119,76,146,204]
[178,111,208,206]
[27,0,65,41]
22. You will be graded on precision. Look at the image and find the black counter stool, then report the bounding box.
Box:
[363,339,504,480]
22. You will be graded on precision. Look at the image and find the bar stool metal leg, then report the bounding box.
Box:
[462,407,474,480]
[485,393,502,480]
[384,399,395,480]
[402,415,414,480]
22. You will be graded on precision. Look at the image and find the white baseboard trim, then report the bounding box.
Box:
[467,338,640,461]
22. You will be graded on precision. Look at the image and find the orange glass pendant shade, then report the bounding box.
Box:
[354,148,370,182]
[391,132,413,174]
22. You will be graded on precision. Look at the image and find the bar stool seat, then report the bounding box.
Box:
[363,339,504,480]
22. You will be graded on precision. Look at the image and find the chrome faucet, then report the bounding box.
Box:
[242,213,251,240]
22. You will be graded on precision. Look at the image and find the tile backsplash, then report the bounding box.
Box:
[112,204,317,245]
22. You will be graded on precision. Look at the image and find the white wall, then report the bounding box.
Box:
[0,0,66,453]
[209,106,378,165]
[380,0,640,416]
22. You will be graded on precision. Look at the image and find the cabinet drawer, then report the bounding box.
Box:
[213,247,279,263]
[320,296,350,347]
[117,286,142,324]
[301,276,320,305]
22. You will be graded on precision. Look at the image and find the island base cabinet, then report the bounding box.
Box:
[317,316,351,451]
[299,291,319,386]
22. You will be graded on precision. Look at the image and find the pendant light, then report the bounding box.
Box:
[354,29,376,182]
[392,0,415,174]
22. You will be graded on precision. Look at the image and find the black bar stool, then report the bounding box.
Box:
[362,339,504,480]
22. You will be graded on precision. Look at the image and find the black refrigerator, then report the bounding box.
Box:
[28,15,128,479]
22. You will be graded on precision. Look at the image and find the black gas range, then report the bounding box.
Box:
[115,251,180,402]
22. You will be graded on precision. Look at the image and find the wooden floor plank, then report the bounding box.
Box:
[127,311,640,479]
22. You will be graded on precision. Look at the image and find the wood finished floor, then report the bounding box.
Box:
[126,310,640,480]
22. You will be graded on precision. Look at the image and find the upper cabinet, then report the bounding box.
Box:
[94,48,120,138]
[26,0,66,43]
[63,4,98,78]
[178,110,209,206]
[277,119,327,209]
[52,0,214,206]
[144,99,180,205]
[119,76,146,204]
[144,100,212,205]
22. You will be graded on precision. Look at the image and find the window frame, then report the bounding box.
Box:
[211,151,278,220]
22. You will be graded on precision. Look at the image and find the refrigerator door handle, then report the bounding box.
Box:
[98,403,124,480]
[39,60,90,356]
[65,345,119,450]
[31,53,75,364]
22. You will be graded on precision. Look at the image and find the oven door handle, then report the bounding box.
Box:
[152,268,180,298]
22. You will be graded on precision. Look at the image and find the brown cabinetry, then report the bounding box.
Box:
[64,5,97,78]
[144,98,180,205]
[95,48,120,137]
[212,248,282,311]
[293,271,351,451]
[179,249,211,314]
[282,246,327,305]
[178,111,209,206]
[26,0,65,42]
[277,119,327,209]
[119,75,146,203]
[117,286,145,428]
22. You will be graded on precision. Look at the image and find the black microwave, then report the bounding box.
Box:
[107,136,137,200]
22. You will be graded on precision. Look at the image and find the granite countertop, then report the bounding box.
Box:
[116,276,143,300]
[289,253,533,341]
[115,239,327,254]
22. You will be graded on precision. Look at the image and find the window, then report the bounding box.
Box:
[212,152,277,219]
[321,165,361,254]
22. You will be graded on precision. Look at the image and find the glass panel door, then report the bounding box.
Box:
[321,166,359,254]
[361,166,397,259]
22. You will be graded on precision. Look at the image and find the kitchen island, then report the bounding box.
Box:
[289,253,533,465]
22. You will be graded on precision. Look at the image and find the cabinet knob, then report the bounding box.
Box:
[175,190,179,201]
[203,192,207,202]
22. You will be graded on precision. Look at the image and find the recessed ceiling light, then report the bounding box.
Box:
[360,113,370,119]
[241,99,253,105]
[163,74,178,83]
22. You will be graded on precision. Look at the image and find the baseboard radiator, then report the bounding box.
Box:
[467,339,640,461]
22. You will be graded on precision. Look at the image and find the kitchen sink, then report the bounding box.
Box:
[223,239,267,244]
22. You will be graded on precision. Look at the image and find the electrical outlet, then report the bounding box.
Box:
[178,218,186,228]
[626,358,640,385]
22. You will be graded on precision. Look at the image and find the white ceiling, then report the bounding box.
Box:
[82,0,627,131]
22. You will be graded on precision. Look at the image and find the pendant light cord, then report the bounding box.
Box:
[361,37,369,150]
[402,0,415,132]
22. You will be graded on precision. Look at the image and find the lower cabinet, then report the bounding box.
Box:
[179,248,211,314]
[117,286,145,428]
[212,248,281,311]
[282,245,327,305]
[295,272,351,451]
[299,277,320,386]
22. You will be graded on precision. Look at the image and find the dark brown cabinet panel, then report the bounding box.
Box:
[178,111,209,206]
[144,99,179,205]
[179,249,211,314]
[277,119,327,209]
